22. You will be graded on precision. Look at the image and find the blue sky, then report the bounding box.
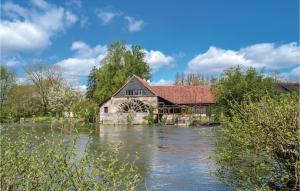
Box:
[1,0,299,88]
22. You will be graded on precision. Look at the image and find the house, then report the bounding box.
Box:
[99,75,215,124]
[275,83,300,93]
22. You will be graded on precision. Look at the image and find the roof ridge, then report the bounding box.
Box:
[151,85,210,88]
[133,75,157,95]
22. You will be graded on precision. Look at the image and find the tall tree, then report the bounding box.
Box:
[5,84,43,119]
[48,85,82,117]
[25,63,63,114]
[212,66,277,116]
[86,66,97,99]
[88,41,151,103]
[0,66,16,110]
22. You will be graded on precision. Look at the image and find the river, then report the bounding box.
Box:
[4,124,231,191]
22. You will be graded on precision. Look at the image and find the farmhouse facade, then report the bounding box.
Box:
[99,75,215,124]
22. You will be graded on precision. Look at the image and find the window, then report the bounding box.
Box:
[125,89,143,96]
[104,107,108,113]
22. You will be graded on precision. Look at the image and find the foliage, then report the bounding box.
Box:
[126,114,134,125]
[147,106,154,125]
[212,66,277,117]
[1,84,43,122]
[73,99,98,123]
[174,72,213,86]
[87,41,151,103]
[25,63,63,113]
[0,125,141,190]
[0,66,16,111]
[214,93,300,190]
[86,66,97,99]
[48,85,82,117]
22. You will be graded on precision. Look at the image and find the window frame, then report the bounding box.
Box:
[104,107,108,113]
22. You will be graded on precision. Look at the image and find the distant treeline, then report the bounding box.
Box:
[173,73,216,86]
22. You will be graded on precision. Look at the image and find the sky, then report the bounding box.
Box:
[1,0,299,89]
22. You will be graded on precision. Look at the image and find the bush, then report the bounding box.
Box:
[214,93,300,190]
[147,106,154,125]
[0,125,141,190]
[73,100,98,123]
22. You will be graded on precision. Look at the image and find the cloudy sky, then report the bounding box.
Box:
[1,0,299,87]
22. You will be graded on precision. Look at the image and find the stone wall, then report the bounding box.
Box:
[99,96,158,124]
[160,113,212,126]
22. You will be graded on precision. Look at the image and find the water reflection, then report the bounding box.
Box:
[4,124,231,191]
[96,125,231,191]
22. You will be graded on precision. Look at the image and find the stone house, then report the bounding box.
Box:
[99,75,215,124]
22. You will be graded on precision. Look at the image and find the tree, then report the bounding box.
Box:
[25,63,63,114]
[73,99,98,123]
[88,41,151,104]
[48,85,82,117]
[86,66,97,99]
[0,66,16,110]
[173,72,211,86]
[4,84,43,121]
[214,93,300,190]
[212,66,277,117]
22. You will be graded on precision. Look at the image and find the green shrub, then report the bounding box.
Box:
[0,125,141,190]
[73,100,98,123]
[214,93,300,190]
[147,106,154,125]
[127,113,133,125]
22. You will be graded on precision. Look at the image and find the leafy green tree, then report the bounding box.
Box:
[0,66,16,110]
[4,84,43,121]
[214,93,300,190]
[73,99,98,123]
[88,41,151,103]
[86,66,97,99]
[212,66,277,117]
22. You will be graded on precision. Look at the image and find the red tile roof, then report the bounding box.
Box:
[151,86,215,104]
[113,75,215,105]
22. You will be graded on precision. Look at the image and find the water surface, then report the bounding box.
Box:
[5,124,231,191]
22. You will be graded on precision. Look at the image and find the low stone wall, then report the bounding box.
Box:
[100,112,148,125]
[160,114,212,126]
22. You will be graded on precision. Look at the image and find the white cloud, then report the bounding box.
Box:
[150,79,174,86]
[55,41,107,76]
[187,42,300,76]
[74,85,87,92]
[125,16,144,32]
[16,77,29,85]
[281,66,300,82]
[144,50,175,73]
[98,10,121,24]
[0,0,77,54]
[55,41,175,79]
[3,55,24,66]
[31,0,50,10]
[290,66,300,77]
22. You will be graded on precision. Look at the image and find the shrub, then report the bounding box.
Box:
[214,93,300,190]
[0,125,141,190]
[147,106,154,125]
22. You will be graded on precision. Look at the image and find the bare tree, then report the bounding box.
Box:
[174,72,212,86]
[25,63,63,113]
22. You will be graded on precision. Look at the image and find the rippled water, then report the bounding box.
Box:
[5,124,231,191]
